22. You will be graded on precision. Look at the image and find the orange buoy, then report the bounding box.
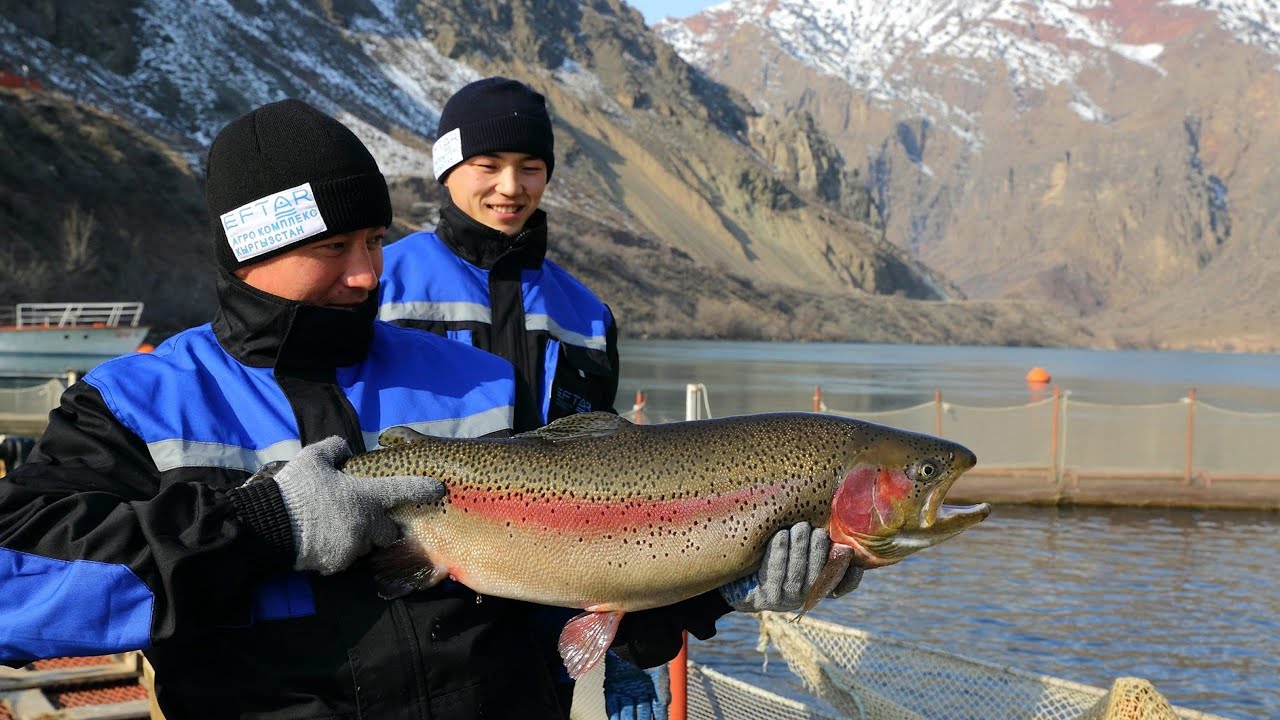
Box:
[1025,366,1051,384]
[137,343,155,354]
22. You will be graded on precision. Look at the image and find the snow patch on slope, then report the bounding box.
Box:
[0,0,480,173]
[658,0,1280,144]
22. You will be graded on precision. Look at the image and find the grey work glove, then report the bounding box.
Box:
[272,436,445,575]
[718,521,864,613]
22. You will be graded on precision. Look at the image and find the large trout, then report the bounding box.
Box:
[340,411,988,677]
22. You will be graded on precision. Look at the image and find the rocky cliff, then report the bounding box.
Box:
[657,0,1280,351]
[0,0,1091,345]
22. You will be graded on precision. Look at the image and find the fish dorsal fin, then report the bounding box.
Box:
[378,425,431,448]
[516,412,633,443]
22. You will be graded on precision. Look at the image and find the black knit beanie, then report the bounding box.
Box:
[206,99,392,271]
[433,77,555,183]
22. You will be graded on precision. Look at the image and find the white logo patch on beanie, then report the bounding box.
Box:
[432,128,463,180]
[220,182,329,263]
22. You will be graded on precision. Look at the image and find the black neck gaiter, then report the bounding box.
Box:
[211,268,377,371]
[435,201,548,270]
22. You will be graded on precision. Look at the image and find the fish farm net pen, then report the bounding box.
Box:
[622,384,1280,509]
[566,612,1226,720]
[5,622,1229,720]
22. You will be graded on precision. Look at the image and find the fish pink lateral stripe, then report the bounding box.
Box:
[446,480,792,532]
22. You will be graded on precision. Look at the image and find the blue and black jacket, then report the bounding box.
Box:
[0,272,566,719]
[377,204,731,713]
[0,270,727,719]
[379,204,619,433]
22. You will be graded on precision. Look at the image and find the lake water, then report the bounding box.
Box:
[5,341,1275,716]
[618,340,1279,719]
[0,352,116,384]
[616,339,1280,418]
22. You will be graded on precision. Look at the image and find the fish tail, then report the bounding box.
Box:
[557,610,625,680]
[369,537,448,599]
[794,543,856,621]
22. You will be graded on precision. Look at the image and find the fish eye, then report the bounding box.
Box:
[909,459,940,482]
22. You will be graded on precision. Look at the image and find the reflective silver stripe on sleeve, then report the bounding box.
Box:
[524,314,608,352]
[365,404,514,450]
[149,438,302,473]
[378,301,492,324]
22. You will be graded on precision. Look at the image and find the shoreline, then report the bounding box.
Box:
[951,469,1280,511]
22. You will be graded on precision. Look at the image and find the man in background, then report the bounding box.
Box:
[379,76,864,719]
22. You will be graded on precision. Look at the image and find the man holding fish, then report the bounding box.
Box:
[376,76,878,719]
[0,96,953,719]
[0,98,564,718]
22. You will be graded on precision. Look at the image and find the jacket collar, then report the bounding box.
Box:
[211,267,376,370]
[435,201,547,270]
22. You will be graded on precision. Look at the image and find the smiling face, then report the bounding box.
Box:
[234,226,386,307]
[443,151,548,235]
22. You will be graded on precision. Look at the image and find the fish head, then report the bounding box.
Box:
[828,423,988,568]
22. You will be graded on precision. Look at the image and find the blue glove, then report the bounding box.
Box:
[270,436,446,575]
[604,652,669,720]
[719,521,864,612]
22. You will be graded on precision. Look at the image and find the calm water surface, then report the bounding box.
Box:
[6,342,1276,715]
[617,339,1280,417]
[0,352,118,384]
[619,340,1279,719]
[691,505,1277,719]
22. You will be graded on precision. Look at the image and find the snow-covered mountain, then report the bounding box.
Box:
[657,0,1280,350]
[660,0,1280,145]
[4,0,1276,349]
[7,0,1094,347]
[0,0,465,170]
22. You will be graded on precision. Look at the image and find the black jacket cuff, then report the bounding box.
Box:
[226,479,296,567]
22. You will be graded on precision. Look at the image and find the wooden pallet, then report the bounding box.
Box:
[0,653,154,720]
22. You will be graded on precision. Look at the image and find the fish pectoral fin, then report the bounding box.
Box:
[368,538,448,599]
[516,412,633,444]
[557,609,625,680]
[795,543,856,620]
[377,425,431,447]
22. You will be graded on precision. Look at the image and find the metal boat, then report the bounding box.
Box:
[0,302,149,356]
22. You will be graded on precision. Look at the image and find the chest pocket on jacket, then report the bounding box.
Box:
[543,340,614,424]
[253,572,316,621]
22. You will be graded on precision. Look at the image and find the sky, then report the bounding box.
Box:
[627,0,718,24]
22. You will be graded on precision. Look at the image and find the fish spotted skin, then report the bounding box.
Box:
[343,411,984,613]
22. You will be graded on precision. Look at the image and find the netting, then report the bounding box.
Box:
[1191,404,1280,476]
[1060,400,1187,475]
[0,379,63,419]
[750,613,1224,720]
[825,399,1058,469]
[574,386,1266,720]
[822,402,939,436]
[571,614,1223,720]
[815,391,1279,481]
[685,662,842,720]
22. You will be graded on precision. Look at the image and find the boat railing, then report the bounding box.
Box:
[5,302,146,329]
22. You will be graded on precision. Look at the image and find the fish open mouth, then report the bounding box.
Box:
[925,501,991,535]
[840,470,990,567]
[919,464,989,534]
[916,448,983,527]
[844,493,990,566]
